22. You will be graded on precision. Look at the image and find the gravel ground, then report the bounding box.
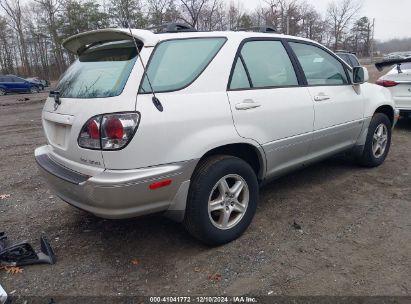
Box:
[0,91,410,298]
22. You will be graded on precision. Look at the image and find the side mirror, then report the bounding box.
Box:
[353,66,369,84]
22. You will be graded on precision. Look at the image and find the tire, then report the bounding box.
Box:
[358,113,392,167]
[0,88,6,96]
[30,87,39,94]
[184,155,259,246]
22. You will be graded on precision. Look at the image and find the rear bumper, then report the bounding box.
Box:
[35,146,197,220]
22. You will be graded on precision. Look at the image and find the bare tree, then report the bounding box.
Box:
[0,0,31,74]
[299,2,325,42]
[179,0,208,28]
[327,0,362,50]
[0,15,15,74]
[147,0,179,26]
[227,1,243,30]
[109,0,147,28]
[197,0,225,31]
[262,0,300,34]
[34,0,66,74]
[0,0,375,80]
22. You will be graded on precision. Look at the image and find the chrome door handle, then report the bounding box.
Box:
[314,95,331,102]
[235,100,262,110]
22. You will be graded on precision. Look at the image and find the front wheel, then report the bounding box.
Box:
[357,113,392,167]
[0,88,6,96]
[184,155,259,246]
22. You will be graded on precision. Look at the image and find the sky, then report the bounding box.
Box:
[233,0,411,41]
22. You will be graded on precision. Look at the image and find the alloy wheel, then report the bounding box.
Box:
[208,174,249,230]
[372,123,388,158]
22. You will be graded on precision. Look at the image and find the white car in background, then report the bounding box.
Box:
[376,59,411,117]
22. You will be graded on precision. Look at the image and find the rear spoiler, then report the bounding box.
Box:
[62,28,160,55]
[375,57,411,71]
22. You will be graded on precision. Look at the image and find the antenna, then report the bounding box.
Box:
[122,13,163,112]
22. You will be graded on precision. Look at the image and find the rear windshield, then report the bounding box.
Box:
[56,41,138,98]
[140,38,226,93]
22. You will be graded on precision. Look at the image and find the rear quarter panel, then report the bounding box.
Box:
[361,83,396,119]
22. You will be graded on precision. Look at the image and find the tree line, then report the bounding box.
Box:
[0,0,375,80]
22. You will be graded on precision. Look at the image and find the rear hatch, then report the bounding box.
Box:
[42,29,156,173]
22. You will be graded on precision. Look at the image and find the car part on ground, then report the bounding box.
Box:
[0,232,56,267]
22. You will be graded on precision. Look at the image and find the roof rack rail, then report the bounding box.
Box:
[145,23,198,33]
[235,26,277,33]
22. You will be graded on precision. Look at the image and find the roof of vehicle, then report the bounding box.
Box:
[62,28,317,55]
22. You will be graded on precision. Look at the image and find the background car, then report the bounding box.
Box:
[376,59,411,118]
[0,75,40,95]
[26,77,45,90]
[335,50,361,67]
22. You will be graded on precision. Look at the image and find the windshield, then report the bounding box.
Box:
[56,41,138,98]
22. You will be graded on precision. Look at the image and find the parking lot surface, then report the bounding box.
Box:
[0,91,410,297]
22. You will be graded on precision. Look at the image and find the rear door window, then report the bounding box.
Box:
[229,40,298,90]
[290,42,349,86]
[230,59,251,90]
[56,41,138,98]
[140,38,226,93]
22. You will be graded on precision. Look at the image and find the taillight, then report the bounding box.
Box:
[376,79,398,87]
[88,120,100,140]
[78,112,140,150]
[78,116,101,149]
[101,113,139,150]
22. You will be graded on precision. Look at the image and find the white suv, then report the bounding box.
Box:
[35,25,399,245]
